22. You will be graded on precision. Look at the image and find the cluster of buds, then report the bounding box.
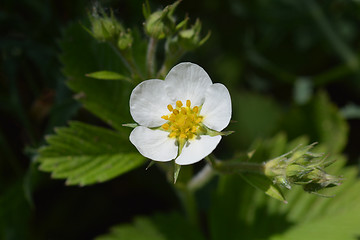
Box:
[89,8,133,50]
[143,0,210,50]
[264,143,342,194]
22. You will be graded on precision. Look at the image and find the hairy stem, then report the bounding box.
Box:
[146,37,158,77]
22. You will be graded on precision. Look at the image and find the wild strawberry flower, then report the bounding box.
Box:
[129,62,232,165]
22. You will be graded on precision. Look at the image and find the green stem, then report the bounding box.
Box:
[188,164,215,192]
[109,43,144,81]
[206,155,265,175]
[157,49,185,78]
[146,37,158,77]
[176,185,199,227]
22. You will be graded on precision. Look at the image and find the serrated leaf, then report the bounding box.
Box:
[37,121,145,186]
[85,70,132,82]
[241,173,286,203]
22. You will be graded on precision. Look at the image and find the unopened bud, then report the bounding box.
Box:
[264,143,341,194]
[90,11,124,42]
[178,19,210,50]
[144,1,181,39]
[117,30,133,50]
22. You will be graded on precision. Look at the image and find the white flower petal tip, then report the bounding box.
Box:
[165,62,213,106]
[128,62,232,165]
[175,135,222,165]
[200,83,232,131]
[130,126,178,162]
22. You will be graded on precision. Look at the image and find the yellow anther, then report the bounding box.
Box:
[162,123,170,130]
[162,99,203,140]
[169,114,176,122]
[167,104,174,112]
[181,107,187,115]
[191,126,197,132]
[180,133,187,139]
[176,100,183,108]
[169,132,177,138]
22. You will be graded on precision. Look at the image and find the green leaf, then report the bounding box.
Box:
[59,22,146,131]
[227,91,282,149]
[241,173,286,203]
[85,70,132,82]
[37,121,146,186]
[95,212,205,240]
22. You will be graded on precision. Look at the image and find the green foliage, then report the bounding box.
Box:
[283,91,349,154]
[210,134,360,240]
[228,92,282,149]
[241,173,286,203]
[2,0,360,238]
[96,212,205,240]
[37,121,145,186]
[59,22,144,131]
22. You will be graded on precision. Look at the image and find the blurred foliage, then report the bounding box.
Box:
[1,0,360,239]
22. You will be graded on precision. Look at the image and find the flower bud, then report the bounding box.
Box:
[144,1,180,39]
[90,11,124,42]
[264,143,341,194]
[117,30,133,50]
[178,19,210,50]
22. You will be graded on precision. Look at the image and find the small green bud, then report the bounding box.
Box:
[264,143,341,194]
[178,19,210,50]
[144,1,181,39]
[117,30,133,50]
[90,11,124,42]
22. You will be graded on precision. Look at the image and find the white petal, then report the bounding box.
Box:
[165,62,212,106]
[130,79,173,127]
[200,83,232,131]
[175,135,222,165]
[130,126,178,162]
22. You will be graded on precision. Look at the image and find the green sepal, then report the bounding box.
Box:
[122,123,138,128]
[174,163,181,184]
[85,71,132,82]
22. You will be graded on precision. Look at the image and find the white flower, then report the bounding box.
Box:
[129,62,232,165]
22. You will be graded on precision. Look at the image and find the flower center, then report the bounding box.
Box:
[161,100,203,140]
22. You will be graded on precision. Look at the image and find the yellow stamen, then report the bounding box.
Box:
[181,107,187,115]
[176,100,183,108]
[191,126,197,132]
[180,133,187,139]
[167,104,174,112]
[169,132,177,138]
[162,99,203,140]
